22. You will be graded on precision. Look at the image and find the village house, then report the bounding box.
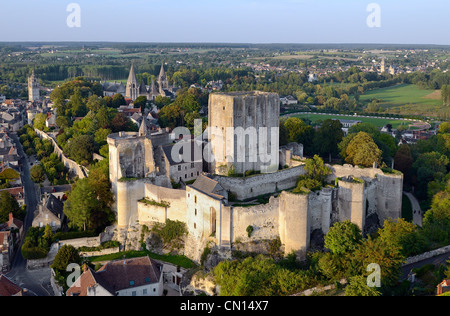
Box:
[0,274,27,296]
[437,279,450,296]
[66,256,164,296]
[32,193,65,231]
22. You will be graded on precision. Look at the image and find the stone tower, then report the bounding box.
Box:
[158,63,169,93]
[28,70,40,102]
[208,91,280,175]
[380,57,386,73]
[126,64,139,101]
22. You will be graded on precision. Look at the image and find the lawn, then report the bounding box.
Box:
[359,84,447,118]
[87,250,196,269]
[290,113,412,129]
[360,84,441,107]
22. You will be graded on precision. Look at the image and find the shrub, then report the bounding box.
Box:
[246,225,254,238]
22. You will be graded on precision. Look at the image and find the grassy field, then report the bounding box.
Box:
[360,84,441,106]
[359,84,447,118]
[290,113,412,129]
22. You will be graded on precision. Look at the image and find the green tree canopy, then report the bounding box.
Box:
[324,221,362,256]
[0,190,20,223]
[345,132,382,168]
[51,244,81,272]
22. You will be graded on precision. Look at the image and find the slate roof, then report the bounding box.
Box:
[44,194,64,218]
[162,140,203,166]
[67,256,163,296]
[190,174,225,200]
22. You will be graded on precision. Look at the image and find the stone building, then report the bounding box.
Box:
[32,193,65,231]
[28,70,40,102]
[117,63,174,101]
[107,91,404,263]
[208,91,280,175]
[66,256,164,296]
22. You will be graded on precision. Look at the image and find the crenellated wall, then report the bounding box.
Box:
[112,162,403,262]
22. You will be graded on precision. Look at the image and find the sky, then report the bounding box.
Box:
[1,0,449,45]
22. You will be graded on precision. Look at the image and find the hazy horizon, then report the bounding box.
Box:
[1,0,449,45]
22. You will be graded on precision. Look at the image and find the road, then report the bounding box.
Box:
[5,133,53,296]
[404,191,423,227]
[401,251,450,280]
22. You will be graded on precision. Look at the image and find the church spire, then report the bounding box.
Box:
[127,63,137,84]
[139,117,148,137]
[126,63,139,100]
[159,62,166,78]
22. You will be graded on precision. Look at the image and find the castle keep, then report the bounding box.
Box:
[107,91,403,262]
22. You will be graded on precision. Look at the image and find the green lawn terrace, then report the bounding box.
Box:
[290,112,415,130]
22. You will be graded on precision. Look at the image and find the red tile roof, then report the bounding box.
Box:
[0,275,23,296]
[67,256,163,296]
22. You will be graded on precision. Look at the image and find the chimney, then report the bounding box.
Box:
[8,212,13,223]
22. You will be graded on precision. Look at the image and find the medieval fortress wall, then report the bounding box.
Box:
[108,91,403,262]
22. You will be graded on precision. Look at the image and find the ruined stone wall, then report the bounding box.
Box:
[138,183,187,225]
[214,166,305,200]
[337,179,366,230]
[232,196,279,243]
[278,191,310,260]
[116,179,146,227]
[35,129,87,179]
[375,173,403,223]
[308,188,333,235]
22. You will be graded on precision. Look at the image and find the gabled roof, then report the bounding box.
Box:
[161,140,203,166]
[0,275,23,296]
[191,174,225,200]
[44,194,64,218]
[67,256,163,296]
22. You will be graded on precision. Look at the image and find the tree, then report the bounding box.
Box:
[304,155,331,182]
[324,221,362,256]
[63,178,97,231]
[134,96,148,113]
[412,151,449,200]
[313,119,344,161]
[64,160,114,232]
[154,95,171,109]
[377,218,425,257]
[0,191,20,223]
[111,93,126,108]
[51,244,80,272]
[422,188,450,246]
[33,113,47,131]
[30,164,46,183]
[86,95,105,113]
[64,134,97,165]
[394,144,413,183]
[351,237,405,287]
[345,132,382,168]
[344,275,382,296]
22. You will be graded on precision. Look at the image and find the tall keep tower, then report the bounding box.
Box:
[208,91,280,175]
[28,70,40,102]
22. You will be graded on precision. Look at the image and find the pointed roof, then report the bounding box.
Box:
[139,117,148,137]
[127,64,137,84]
[150,80,157,94]
[159,63,166,78]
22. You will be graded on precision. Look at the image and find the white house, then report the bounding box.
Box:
[66,256,164,296]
